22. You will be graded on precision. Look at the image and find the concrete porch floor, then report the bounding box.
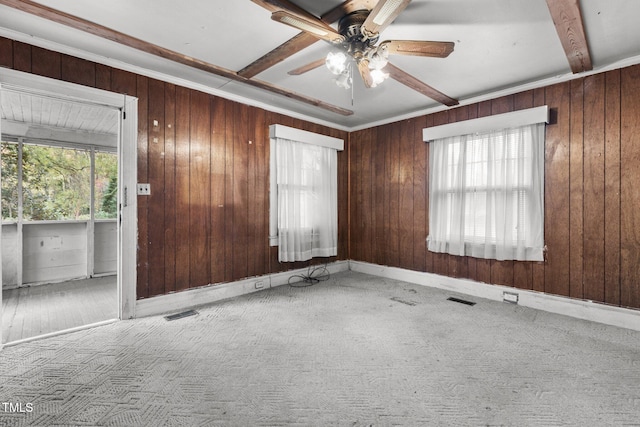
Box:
[2,276,117,344]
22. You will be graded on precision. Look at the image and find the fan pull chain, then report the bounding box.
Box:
[350,63,354,106]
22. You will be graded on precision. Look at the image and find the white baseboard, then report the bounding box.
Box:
[134,261,349,318]
[134,259,639,332]
[349,261,640,332]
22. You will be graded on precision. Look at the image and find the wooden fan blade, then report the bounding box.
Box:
[252,0,376,22]
[357,60,374,88]
[288,58,326,75]
[251,0,319,19]
[381,40,454,58]
[361,0,411,37]
[241,0,369,78]
[238,33,317,78]
[385,63,458,106]
[272,11,345,43]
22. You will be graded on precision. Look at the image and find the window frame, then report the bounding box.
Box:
[268,124,343,247]
[424,107,548,262]
[2,140,117,223]
[268,124,343,263]
[430,133,537,249]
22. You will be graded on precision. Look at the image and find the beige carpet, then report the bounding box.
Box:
[0,270,639,426]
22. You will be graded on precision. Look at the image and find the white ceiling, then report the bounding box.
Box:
[0,0,639,130]
[1,88,119,148]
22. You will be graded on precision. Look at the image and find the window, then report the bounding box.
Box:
[1,141,117,222]
[268,125,343,263]
[94,151,119,219]
[425,108,546,261]
[22,144,91,221]
[1,142,19,221]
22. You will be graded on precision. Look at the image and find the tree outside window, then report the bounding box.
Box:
[1,142,19,221]
[95,151,118,219]
[1,142,117,222]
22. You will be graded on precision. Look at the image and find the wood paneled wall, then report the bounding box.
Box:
[2,36,639,309]
[0,37,349,299]
[349,64,640,310]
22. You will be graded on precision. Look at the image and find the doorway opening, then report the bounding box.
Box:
[0,68,137,347]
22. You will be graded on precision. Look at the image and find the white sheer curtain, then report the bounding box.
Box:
[428,122,545,261]
[273,137,338,262]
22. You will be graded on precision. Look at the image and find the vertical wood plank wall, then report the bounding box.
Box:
[0,37,349,300]
[1,36,639,310]
[349,64,640,310]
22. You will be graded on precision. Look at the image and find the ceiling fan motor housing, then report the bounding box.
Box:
[338,10,378,58]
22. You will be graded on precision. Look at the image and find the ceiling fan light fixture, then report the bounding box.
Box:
[368,46,389,70]
[370,68,389,87]
[335,69,352,89]
[326,51,348,75]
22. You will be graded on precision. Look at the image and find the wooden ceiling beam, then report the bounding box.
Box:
[546,0,593,73]
[0,0,353,116]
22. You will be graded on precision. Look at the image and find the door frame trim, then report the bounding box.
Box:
[0,68,138,348]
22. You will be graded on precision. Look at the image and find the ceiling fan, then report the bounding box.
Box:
[250,0,459,106]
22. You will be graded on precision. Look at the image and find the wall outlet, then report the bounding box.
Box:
[137,183,151,195]
[254,281,264,289]
[503,291,519,304]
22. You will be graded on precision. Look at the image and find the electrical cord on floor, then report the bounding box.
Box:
[288,264,330,288]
